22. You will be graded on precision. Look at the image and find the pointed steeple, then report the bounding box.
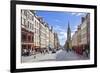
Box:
[66,21,71,50]
[68,21,71,32]
[68,21,70,29]
[67,21,71,39]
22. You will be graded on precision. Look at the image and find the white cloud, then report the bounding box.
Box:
[55,19,60,22]
[59,32,67,39]
[76,13,84,16]
[53,25,67,46]
[72,25,77,32]
[71,25,78,38]
[71,12,85,16]
[54,23,79,46]
[54,26,61,31]
[58,31,67,46]
[71,32,75,38]
[71,12,77,15]
[54,25,66,33]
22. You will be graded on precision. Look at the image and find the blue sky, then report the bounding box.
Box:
[36,10,86,46]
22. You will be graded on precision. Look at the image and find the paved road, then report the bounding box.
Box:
[56,49,88,61]
[22,49,89,63]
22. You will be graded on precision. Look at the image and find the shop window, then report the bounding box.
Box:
[32,36,34,42]
[22,33,26,42]
[28,35,31,42]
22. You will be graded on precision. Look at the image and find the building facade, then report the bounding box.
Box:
[21,10,58,55]
[40,21,46,49]
[71,13,90,56]
[86,13,90,50]
[72,31,78,50]
[33,15,40,51]
[49,26,54,49]
[80,17,87,50]
[21,10,35,56]
[54,32,60,49]
[77,25,82,54]
[45,23,50,49]
[80,13,90,56]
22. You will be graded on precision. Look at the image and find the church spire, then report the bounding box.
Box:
[67,21,71,38]
[68,21,70,28]
[66,21,71,50]
[68,21,70,32]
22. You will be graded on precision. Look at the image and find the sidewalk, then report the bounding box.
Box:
[22,53,56,63]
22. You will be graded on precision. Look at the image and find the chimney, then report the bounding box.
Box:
[51,26,53,31]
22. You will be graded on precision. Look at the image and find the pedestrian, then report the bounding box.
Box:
[33,49,36,59]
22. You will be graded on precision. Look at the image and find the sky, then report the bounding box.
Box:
[36,10,87,46]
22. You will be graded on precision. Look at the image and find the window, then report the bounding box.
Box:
[29,14,31,20]
[24,19,25,25]
[21,10,23,15]
[28,21,29,28]
[37,22,38,28]
[21,17,23,25]
[35,21,36,27]
[30,23,31,29]
[32,36,34,42]
[22,45,26,49]
[32,16,34,21]
[24,10,27,16]
[21,18,25,25]
[21,33,26,42]
[27,12,28,19]
[32,24,34,30]
[28,35,31,42]
[31,24,33,30]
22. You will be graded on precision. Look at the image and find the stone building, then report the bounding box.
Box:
[21,10,58,55]
[21,10,35,56]
[54,32,60,49]
[71,13,90,56]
